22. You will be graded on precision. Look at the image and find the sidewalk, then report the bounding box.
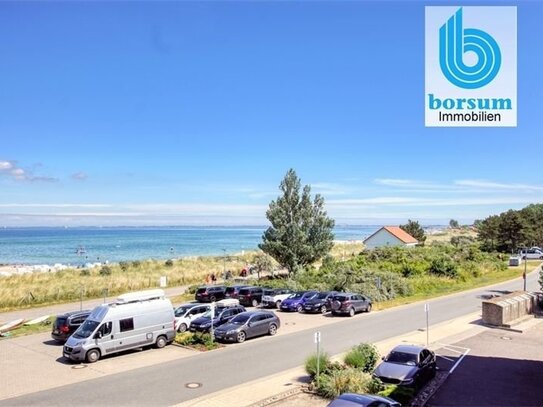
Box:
[175,311,489,407]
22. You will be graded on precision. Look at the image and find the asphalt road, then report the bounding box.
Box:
[2,269,539,406]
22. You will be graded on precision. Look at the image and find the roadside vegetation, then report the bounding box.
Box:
[305,342,414,405]
[174,332,221,351]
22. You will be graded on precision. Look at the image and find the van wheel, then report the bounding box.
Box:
[251,299,259,307]
[366,304,372,313]
[86,349,101,363]
[156,335,167,349]
[177,323,188,333]
[236,331,246,343]
[269,324,277,336]
[348,307,355,317]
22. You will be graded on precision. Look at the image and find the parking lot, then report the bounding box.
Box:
[428,319,543,406]
[0,301,369,401]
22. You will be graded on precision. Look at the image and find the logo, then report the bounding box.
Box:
[439,8,501,89]
[425,7,517,127]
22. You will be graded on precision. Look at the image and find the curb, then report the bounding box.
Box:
[247,386,303,407]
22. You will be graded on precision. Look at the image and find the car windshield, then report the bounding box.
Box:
[202,307,225,318]
[225,287,235,293]
[289,293,303,299]
[316,292,329,299]
[229,314,250,324]
[174,305,194,317]
[72,320,100,339]
[263,289,275,295]
[196,288,207,294]
[386,351,418,365]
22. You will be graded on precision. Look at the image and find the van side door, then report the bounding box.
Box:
[94,321,115,354]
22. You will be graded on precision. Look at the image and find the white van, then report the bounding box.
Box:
[63,289,175,363]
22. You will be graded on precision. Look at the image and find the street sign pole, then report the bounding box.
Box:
[424,303,429,346]
[523,255,527,291]
[314,331,321,387]
[210,302,215,342]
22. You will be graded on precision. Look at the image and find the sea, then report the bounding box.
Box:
[0,226,380,266]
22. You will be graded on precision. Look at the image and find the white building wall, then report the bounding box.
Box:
[364,229,404,249]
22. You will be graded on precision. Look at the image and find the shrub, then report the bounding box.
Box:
[165,259,174,267]
[187,284,200,294]
[429,256,458,278]
[343,343,380,373]
[119,261,129,271]
[174,332,219,350]
[131,260,141,268]
[99,266,112,276]
[79,269,90,276]
[316,368,373,399]
[305,352,331,377]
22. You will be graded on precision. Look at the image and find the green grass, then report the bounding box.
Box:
[374,260,541,311]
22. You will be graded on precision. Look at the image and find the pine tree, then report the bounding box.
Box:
[259,169,335,274]
[400,219,426,245]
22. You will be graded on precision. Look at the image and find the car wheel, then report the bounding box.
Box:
[348,307,355,317]
[275,300,281,309]
[320,305,327,314]
[296,304,303,313]
[210,295,216,302]
[177,323,188,333]
[366,304,372,312]
[86,349,101,363]
[251,299,258,307]
[155,335,167,349]
[269,324,277,336]
[236,331,246,343]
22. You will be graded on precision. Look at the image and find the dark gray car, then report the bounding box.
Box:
[327,393,400,407]
[330,293,372,316]
[213,310,280,343]
[373,344,436,388]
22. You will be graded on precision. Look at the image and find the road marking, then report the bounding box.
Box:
[436,354,455,362]
[449,348,470,374]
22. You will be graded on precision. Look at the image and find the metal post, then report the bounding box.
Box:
[425,303,429,346]
[210,302,215,342]
[523,254,527,291]
[315,331,321,387]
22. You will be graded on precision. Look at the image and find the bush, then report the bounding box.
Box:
[378,385,415,406]
[119,261,129,271]
[131,260,141,268]
[305,352,331,377]
[174,332,219,350]
[187,284,200,294]
[344,343,380,373]
[429,256,458,278]
[316,368,373,399]
[79,269,90,276]
[99,266,112,276]
[165,259,174,267]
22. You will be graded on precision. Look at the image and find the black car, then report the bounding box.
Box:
[373,345,437,388]
[330,293,372,317]
[237,286,265,307]
[214,310,280,343]
[51,310,91,343]
[195,285,226,302]
[224,285,249,299]
[190,305,246,333]
[302,291,338,314]
[327,393,401,407]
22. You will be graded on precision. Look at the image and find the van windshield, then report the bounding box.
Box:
[72,320,100,339]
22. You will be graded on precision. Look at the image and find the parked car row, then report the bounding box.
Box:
[194,285,373,317]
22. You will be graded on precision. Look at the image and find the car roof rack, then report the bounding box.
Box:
[115,289,165,304]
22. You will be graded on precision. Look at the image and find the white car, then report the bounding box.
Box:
[519,248,543,260]
[261,288,294,308]
[174,303,211,333]
[216,298,240,307]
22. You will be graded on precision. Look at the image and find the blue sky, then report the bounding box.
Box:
[0,1,541,226]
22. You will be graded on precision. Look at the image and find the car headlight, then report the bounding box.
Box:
[402,378,414,384]
[226,330,238,335]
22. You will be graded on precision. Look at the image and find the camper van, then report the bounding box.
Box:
[63,289,175,363]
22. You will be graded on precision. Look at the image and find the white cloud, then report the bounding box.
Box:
[0,159,58,182]
[71,172,88,181]
[0,161,14,170]
[454,179,543,192]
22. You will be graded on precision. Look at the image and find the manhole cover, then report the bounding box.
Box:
[185,382,202,389]
[501,336,512,340]
[71,365,88,370]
